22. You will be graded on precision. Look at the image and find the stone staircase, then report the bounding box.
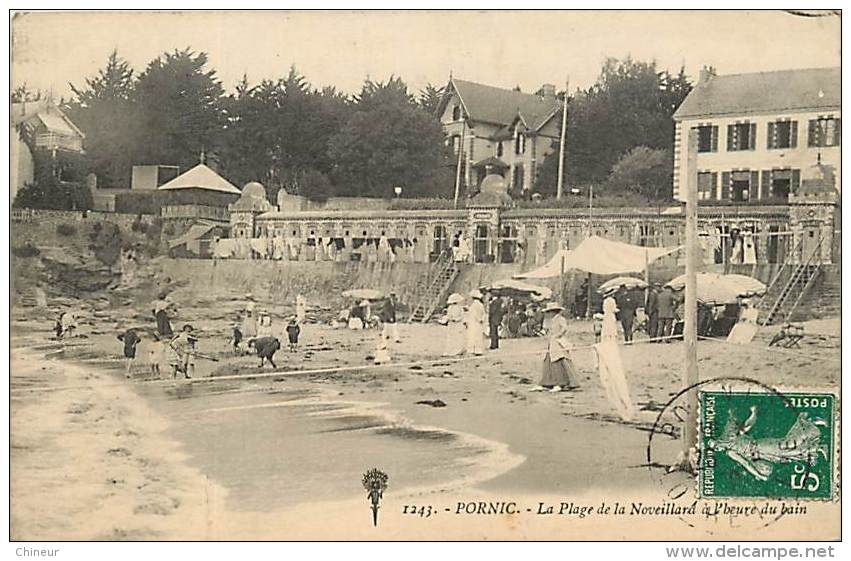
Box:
[408,251,460,323]
[795,265,841,321]
[758,236,825,326]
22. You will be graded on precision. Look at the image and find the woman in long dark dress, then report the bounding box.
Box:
[539,303,580,392]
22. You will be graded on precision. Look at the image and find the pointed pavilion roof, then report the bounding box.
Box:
[157,163,241,195]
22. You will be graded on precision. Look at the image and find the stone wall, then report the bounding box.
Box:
[159,259,434,311]
[11,208,153,230]
[156,258,789,319]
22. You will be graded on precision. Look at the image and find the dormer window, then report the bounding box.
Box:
[514,130,525,155]
[452,105,461,121]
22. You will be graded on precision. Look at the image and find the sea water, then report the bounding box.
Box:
[137,379,522,512]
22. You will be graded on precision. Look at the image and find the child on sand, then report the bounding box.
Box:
[117,328,141,378]
[257,312,274,338]
[169,324,198,379]
[285,317,300,352]
[231,324,243,354]
[149,333,163,378]
[374,336,391,365]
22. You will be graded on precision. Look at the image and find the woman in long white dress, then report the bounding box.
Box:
[595,297,636,421]
[443,293,466,356]
[465,290,487,355]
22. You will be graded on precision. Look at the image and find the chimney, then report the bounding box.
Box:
[539,83,556,100]
[698,65,717,84]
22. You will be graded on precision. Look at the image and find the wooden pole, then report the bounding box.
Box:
[586,186,594,319]
[453,119,467,209]
[556,78,569,200]
[644,248,650,308]
[683,128,700,463]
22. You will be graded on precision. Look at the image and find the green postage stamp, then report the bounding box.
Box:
[698,389,836,500]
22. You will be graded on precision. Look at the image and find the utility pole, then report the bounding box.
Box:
[585,183,593,319]
[556,77,569,200]
[453,119,467,209]
[682,127,700,465]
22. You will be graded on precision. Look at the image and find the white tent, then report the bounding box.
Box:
[514,236,681,279]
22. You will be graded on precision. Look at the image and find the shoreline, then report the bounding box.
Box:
[10,311,841,540]
[11,344,230,540]
[10,332,531,539]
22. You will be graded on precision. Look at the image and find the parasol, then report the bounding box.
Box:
[665,273,766,304]
[484,279,553,301]
[597,276,648,294]
[342,288,385,301]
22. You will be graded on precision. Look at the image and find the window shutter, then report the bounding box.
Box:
[791,169,801,193]
[721,171,731,200]
[749,171,759,201]
[808,120,818,147]
[710,172,718,200]
[790,121,798,148]
[767,122,776,149]
[727,125,734,151]
[749,123,757,150]
[833,118,841,146]
[711,126,718,152]
[761,170,771,199]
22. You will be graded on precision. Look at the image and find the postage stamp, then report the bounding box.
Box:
[698,389,836,500]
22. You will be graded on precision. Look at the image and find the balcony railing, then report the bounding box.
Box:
[161,204,230,221]
[34,132,83,152]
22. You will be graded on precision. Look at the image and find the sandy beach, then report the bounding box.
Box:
[10,293,841,540]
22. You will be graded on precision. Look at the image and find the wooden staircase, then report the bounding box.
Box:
[408,251,460,323]
[758,235,823,326]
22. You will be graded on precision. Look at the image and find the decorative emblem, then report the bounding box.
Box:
[362,468,389,527]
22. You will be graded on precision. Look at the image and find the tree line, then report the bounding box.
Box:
[17,48,692,207]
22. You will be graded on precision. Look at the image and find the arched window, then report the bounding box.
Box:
[497,141,504,157]
[452,105,461,121]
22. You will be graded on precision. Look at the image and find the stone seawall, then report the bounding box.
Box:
[160,259,435,309]
[158,258,789,314]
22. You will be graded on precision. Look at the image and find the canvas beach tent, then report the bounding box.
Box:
[514,236,681,279]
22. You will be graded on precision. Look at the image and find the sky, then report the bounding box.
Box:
[11,10,841,99]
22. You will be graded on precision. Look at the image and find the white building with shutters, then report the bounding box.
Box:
[672,66,840,203]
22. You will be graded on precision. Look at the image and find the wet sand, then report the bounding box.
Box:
[10,301,840,540]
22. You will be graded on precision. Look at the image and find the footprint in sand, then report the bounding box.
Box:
[106,447,132,457]
[114,429,139,438]
[67,402,94,415]
[133,496,181,516]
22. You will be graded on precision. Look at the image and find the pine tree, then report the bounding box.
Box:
[418,83,445,116]
[328,76,453,198]
[132,48,226,173]
[66,50,137,186]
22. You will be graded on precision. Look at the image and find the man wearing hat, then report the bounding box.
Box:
[645,283,660,342]
[656,286,676,341]
[487,292,505,350]
[465,289,486,355]
[381,292,400,343]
